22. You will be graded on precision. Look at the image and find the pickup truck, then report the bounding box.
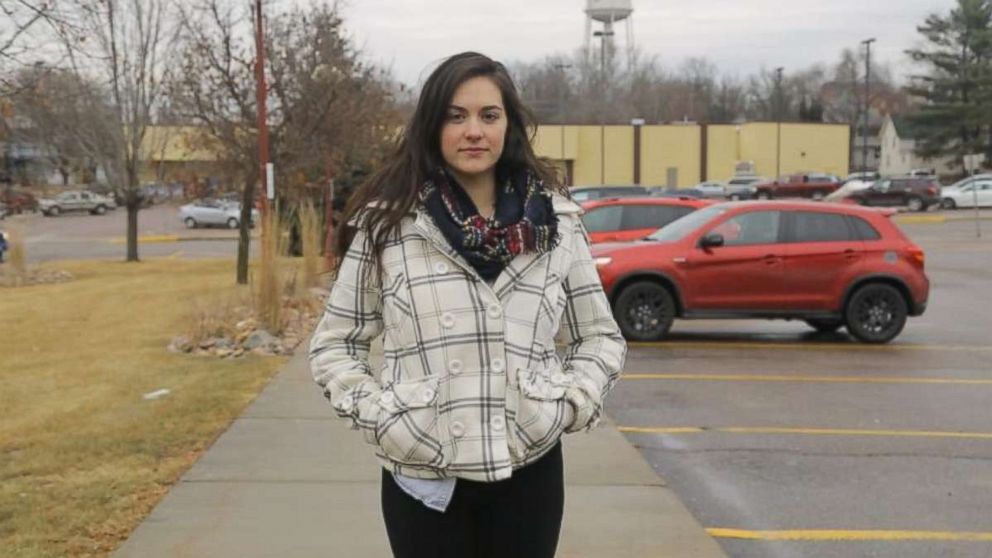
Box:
[752,173,842,200]
[39,190,117,216]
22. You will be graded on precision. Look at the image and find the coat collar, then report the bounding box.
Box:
[410,193,580,297]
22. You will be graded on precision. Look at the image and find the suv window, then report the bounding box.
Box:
[788,211,854,243]
[847,215,881,241]
[582,205,623,232]
[711,210,782,246]
[622,204,693,231]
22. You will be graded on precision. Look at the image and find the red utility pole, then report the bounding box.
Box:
[253,0,270,220]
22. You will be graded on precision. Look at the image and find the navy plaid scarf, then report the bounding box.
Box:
[419,168,559,281]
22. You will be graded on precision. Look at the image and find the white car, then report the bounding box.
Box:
[824,179,873,202]
[690,181,727,199]
[178,199,258,229]
[941,179,992,209]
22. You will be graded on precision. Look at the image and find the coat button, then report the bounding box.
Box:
[339,395,354,411]
[491,358,504,373]
[434,261,449,274]
[422,388,435,403]
[380,391,395,405]
[451,421,465,438]
[487,304,502,319]
[441,313,456,329]
[448,359,463,374]
[491,415,505,431]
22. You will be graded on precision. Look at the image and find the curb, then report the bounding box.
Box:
[108,234,256,244]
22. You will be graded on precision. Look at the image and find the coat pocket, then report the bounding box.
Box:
[375,375,448,468]
[512,367,575,460]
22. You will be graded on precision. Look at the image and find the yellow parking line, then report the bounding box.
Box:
[618,426,992,439]
[707,528,992,541]
[622,373,992,385]
[109,235,180,244]
[893,215,947,224]
[629,341,992,353]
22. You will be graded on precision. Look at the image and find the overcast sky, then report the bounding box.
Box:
[337,0,957,87]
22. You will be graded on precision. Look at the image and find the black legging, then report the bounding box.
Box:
[381,442,564,558]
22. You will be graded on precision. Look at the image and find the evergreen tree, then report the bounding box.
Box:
[905,0,992,169]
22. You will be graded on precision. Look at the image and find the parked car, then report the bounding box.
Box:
[0,201,8,220]
[844,176,940,212]
[724,176,767,201]
[591,201,929,344]
[178,199,258,229]
[824,179,874,202]
[752,173,842,200]
[39,190,116,216]
[581,196,712,243]
[940,174,992,209]
[939,178,992,209]
[687,181,727,199]
[570,185,648,202]
[651,187,707,199]
[1,188,39,214]
[909,168,936,177]
[847,171,881,182]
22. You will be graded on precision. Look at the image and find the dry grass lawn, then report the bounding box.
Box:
[0,258,290,557]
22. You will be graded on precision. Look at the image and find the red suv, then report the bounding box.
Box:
[591,201,929,343]
[581,197,712,243]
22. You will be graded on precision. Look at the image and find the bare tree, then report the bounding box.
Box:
[0,1,55,68]
[14,0,178,262]
[170,0,401,284]
[5,66,118,186]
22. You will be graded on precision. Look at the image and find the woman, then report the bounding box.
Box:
[309,51,626,558]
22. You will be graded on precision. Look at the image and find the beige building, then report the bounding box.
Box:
[533,122,850,188]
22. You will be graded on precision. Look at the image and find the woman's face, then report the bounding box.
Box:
[439,76,507,184]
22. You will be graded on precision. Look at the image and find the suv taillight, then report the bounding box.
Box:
[927,185,938,195]
[907,247,925,269]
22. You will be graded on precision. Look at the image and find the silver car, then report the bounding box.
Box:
[178,199,258,229]
[724,176,767,200]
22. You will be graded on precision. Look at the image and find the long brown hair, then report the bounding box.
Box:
[334,51,568,277]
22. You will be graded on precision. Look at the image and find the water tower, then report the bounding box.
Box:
[584,0,634,72]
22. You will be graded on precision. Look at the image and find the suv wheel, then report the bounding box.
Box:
[92,205,107,215]
[941,197,957,210]
[756,191,771,200]
[184,217,197,229]
[47,206,61,216]
[844,283,908,344]
[906,196,925,212]
[805,318,843,333]
[613,281,676,341]
[729,193,742,201]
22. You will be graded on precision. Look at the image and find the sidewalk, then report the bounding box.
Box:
[113,347,728,558]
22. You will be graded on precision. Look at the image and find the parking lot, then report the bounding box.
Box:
[4,200,992,557]
[611,217,992,557]
[3,203,253,263]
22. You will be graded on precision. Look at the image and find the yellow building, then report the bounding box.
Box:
[138,126,229,185]
[533,122,850,188]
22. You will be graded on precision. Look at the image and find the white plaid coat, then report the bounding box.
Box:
[309,194,626,482]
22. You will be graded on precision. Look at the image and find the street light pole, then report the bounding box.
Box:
[861,38,876,174]
[775,67,784,178]
[553,62,572,185]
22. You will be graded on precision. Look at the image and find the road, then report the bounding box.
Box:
[2,204,253,263]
